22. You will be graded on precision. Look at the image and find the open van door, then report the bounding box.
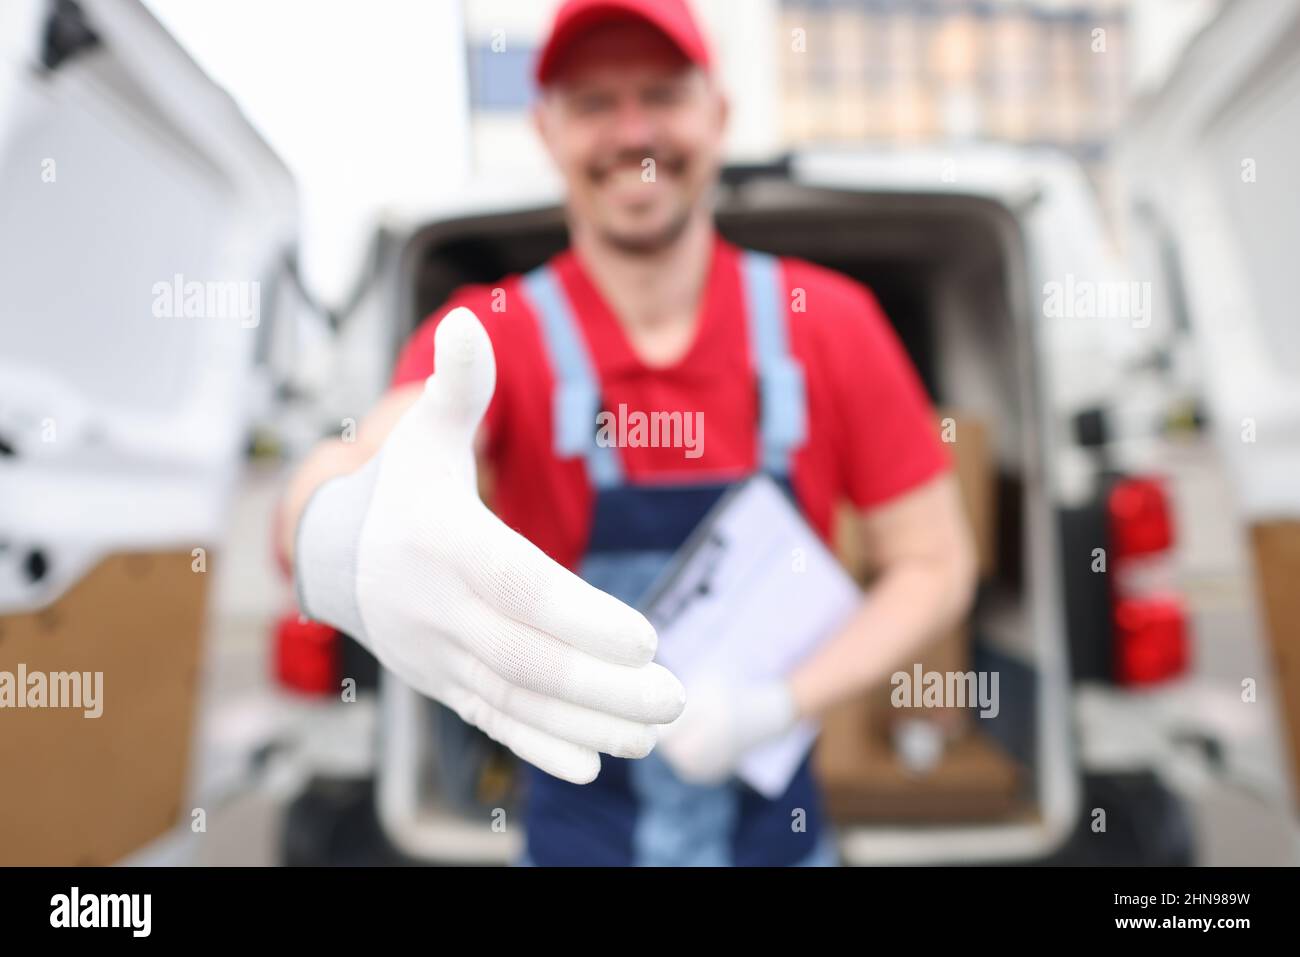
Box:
[0,0,297,863]
[1118,0,1300,806]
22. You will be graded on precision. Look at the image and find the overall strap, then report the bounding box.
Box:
[739,250,807,477]
[521,264,623,489]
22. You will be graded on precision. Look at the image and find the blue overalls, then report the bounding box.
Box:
[517,250,836,867]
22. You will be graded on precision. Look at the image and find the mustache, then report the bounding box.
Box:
[588,149,688,180]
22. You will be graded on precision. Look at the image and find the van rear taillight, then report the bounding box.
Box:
[1114,595,1189,684]
[274,613,339,695]
[1109,477,1174,558]
[1107,477,1189,686]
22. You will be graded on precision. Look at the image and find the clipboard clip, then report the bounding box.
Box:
[650,530,728,630]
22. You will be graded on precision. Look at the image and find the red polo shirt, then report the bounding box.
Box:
[391,234,949,571]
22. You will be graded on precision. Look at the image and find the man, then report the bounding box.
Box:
[282,0,976,866]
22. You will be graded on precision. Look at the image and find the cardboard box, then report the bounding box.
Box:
[1249,520,1300,810]
[818,693,1022,822]
[816,412,1021,821]
[0,552,207,865]
[948,413,997,578]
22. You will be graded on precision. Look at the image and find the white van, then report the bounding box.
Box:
[354,142,1205,866]
[1118,0,1300,808]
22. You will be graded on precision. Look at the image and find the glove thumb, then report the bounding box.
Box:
[418,307,497,448]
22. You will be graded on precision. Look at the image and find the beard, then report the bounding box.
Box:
[585,148,698,255]
[597,203,694,255]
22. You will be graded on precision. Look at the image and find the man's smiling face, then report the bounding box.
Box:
[534,18,728,254]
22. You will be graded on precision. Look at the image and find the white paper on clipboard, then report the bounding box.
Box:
[641,475,862,798]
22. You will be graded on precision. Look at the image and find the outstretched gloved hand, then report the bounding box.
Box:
[294,307,686,784]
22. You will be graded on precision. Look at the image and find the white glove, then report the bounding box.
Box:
[294,307,686,785]
[657,678,797,786]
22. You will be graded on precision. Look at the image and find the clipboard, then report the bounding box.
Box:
[641,475,862,798]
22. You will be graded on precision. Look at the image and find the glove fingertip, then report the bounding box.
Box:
[639,663,687,725]
[558,751,601,785]
[591,601,660,666]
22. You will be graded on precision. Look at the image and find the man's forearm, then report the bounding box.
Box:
[789,550,977,720]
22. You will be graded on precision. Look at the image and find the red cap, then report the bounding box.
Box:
[535,0,711,87]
